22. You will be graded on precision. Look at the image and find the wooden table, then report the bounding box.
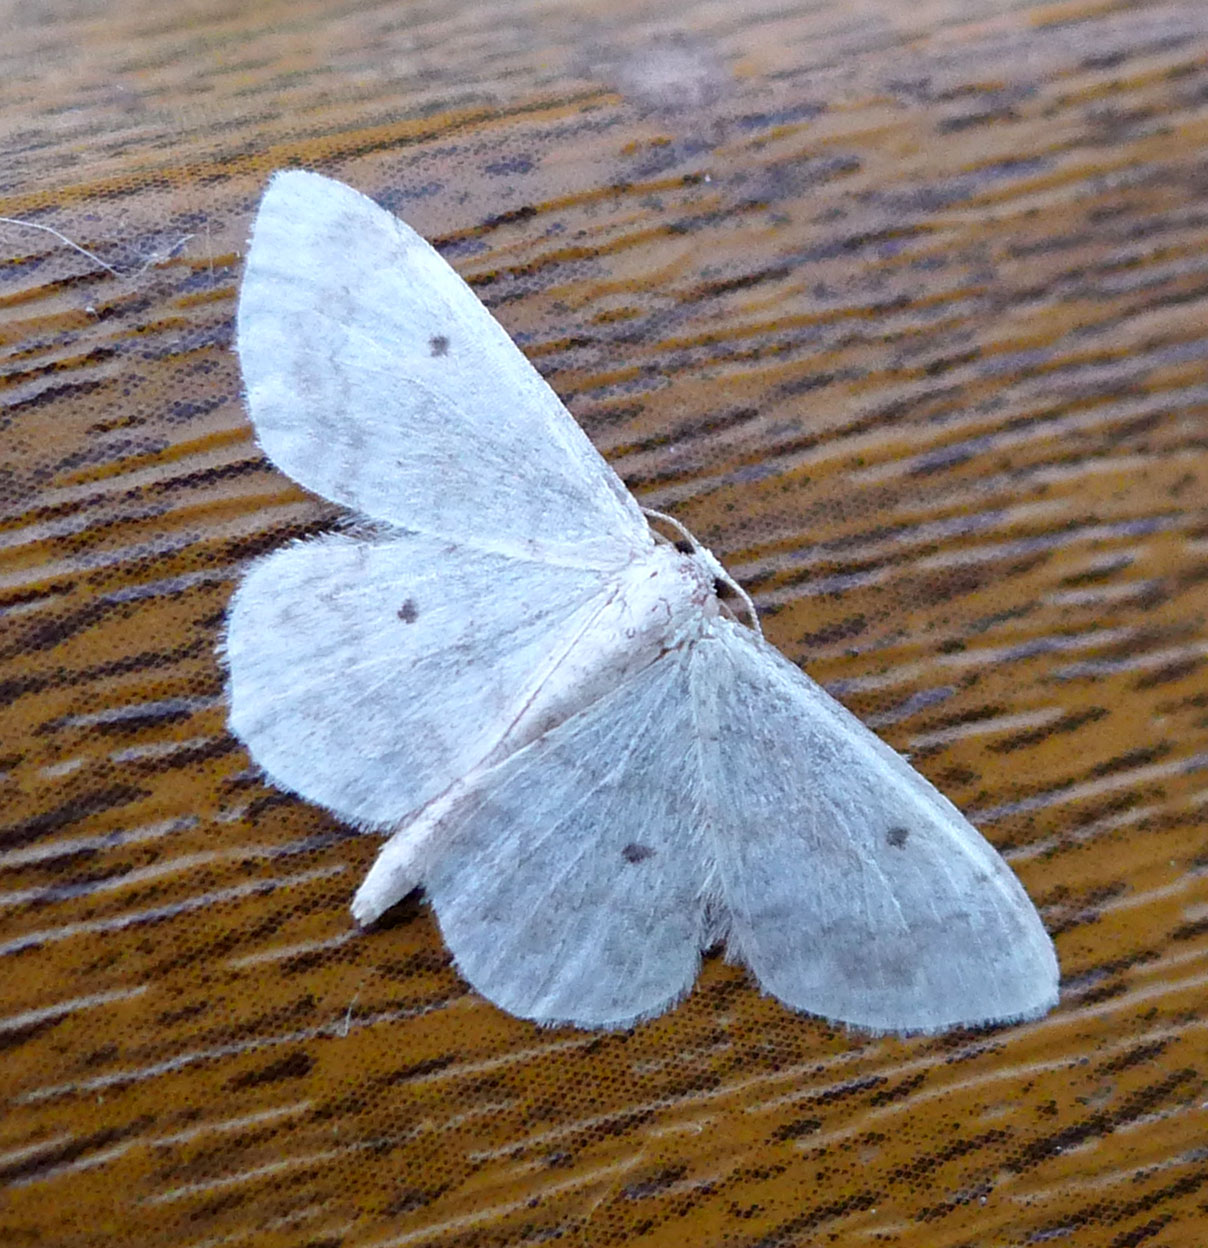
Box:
[3,2,1206,1245]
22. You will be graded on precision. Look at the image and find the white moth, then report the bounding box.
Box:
[226,170,1059,1033]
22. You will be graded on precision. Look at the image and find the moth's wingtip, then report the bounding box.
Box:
[255,169,354,220]
[266,167,331,191]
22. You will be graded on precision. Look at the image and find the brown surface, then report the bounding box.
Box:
[3,1,1207,1245]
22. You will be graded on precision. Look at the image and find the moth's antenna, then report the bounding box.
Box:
[642,506,695,548]
[642,507,762,637]
[715,567,762,637]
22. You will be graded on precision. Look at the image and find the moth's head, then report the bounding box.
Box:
[694,544,730,590]
[643,513,758,634]
[647,539,723,624]
[669,538,760,636]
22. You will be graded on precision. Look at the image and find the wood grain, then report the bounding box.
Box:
[2,1,1207,1245]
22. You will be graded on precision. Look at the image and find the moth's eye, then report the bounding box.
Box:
[674,539,694,555]
[713,577,731,598]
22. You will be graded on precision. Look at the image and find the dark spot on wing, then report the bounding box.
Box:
[674,539,694,554]
[622,843,655,864]
[397,599,418,623]
[429,334,449,356]
[886,826,910,849]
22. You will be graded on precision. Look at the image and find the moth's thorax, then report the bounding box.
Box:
[490,541,719,761]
